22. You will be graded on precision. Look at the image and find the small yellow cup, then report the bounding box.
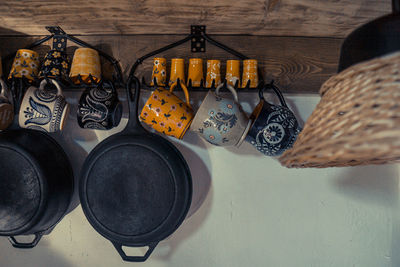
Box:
[69,48,101,84]
[187,58,203,87]
[242,59,258,88]
[150,57,167,86]
[226,60,240,87]
[8,49,40,81]
[169,58,185,86]
[205,60,221,88]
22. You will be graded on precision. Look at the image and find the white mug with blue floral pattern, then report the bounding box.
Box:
[19,79,69,133]
[190,83,250,146]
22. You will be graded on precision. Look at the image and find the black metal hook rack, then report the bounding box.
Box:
[128,25,265,92]
[3,26,123,87]
[3,26,124,112]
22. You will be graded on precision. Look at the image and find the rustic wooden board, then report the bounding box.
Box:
[0,0,390,37]
[0,35,342,93]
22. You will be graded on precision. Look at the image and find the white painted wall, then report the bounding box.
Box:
[0,92,399,267]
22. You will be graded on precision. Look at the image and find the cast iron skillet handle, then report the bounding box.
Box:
[8,233,43,249]
[112,242,159,262]
[260,80,288,108]
[124,75,145,133]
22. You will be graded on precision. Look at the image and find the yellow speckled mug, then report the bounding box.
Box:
[169,58,185,87]
[69,48,101,84]
[226,60,240,87]
[187,58,203,87]
[242,59,258,88]
[8,49,40,81]
[140,81,194,139]
[150,57,167,86]
[205,60,221,88]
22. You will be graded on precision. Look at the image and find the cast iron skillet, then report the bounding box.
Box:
[79,76,192,262]
[0,81,74,248]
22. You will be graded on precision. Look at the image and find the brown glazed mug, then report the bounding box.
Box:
[0,79,14,130]
[190,83,250,146]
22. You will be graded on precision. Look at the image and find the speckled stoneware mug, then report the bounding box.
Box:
[19,79,69,132]
[245,82,301,156]
[191,83,250,146]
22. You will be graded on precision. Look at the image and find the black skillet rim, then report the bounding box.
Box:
[0,141,47,235]
[79,133,192,246]
[0,129,74,236]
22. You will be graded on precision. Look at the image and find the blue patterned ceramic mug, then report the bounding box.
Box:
[19,79,69,132]
[245,82,301,156]
[190,83,250,146]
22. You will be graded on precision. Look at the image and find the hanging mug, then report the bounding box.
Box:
[191,83,250,146]
[245,81,301,156]
[19,79,69,133]
[140,80,194,139]
[0,79,14,130]
[77,81,122,130]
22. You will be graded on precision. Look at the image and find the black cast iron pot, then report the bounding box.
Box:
[0,129,74,248]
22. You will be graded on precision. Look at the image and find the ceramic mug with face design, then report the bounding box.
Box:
[245,82,301,156]
[19,79,69,132]
[190,83,250,146]
[77,81,122,130]
[0,79,14,130]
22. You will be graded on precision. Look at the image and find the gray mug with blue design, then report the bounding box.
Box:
[245,81,301,156]
[19,79,69,132]
[191,83,250,146]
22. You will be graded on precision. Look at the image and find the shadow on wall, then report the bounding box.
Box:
[333,164,399,208]
[0,238,74,267]
[392,208,400,267]
[151,130,213,261]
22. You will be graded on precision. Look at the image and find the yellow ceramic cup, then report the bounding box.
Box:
[226,60,240,87]
[205,60,221,88]
[242,59,258,88]
[169,58,185,86]
[187,58,203,87]
[69,48,101,84]
[140,81,194,139]
[8,49,40,81]
[150,57,167,86]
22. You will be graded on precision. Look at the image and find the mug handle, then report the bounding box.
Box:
[215,83,239,102]
[170,80,192,108]
[259,81,288,108]
[101,80,117,93]
[39,79,63,96]
[0,79,8,98]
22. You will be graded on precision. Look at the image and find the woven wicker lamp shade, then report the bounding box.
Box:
[279,0,400,168]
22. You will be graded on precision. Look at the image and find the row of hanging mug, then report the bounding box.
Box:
[4,48,122,132]
[141,64,302,156]
[8,48,101,84]
[150,58,259,89]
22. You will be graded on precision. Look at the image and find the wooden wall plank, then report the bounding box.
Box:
[0,34,342,93]
[0,0,390,37]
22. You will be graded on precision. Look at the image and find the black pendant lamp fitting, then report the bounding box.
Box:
[338,0,400,71]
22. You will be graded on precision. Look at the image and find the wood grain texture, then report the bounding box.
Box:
[0,0,391,37]
[0,35,342,93]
